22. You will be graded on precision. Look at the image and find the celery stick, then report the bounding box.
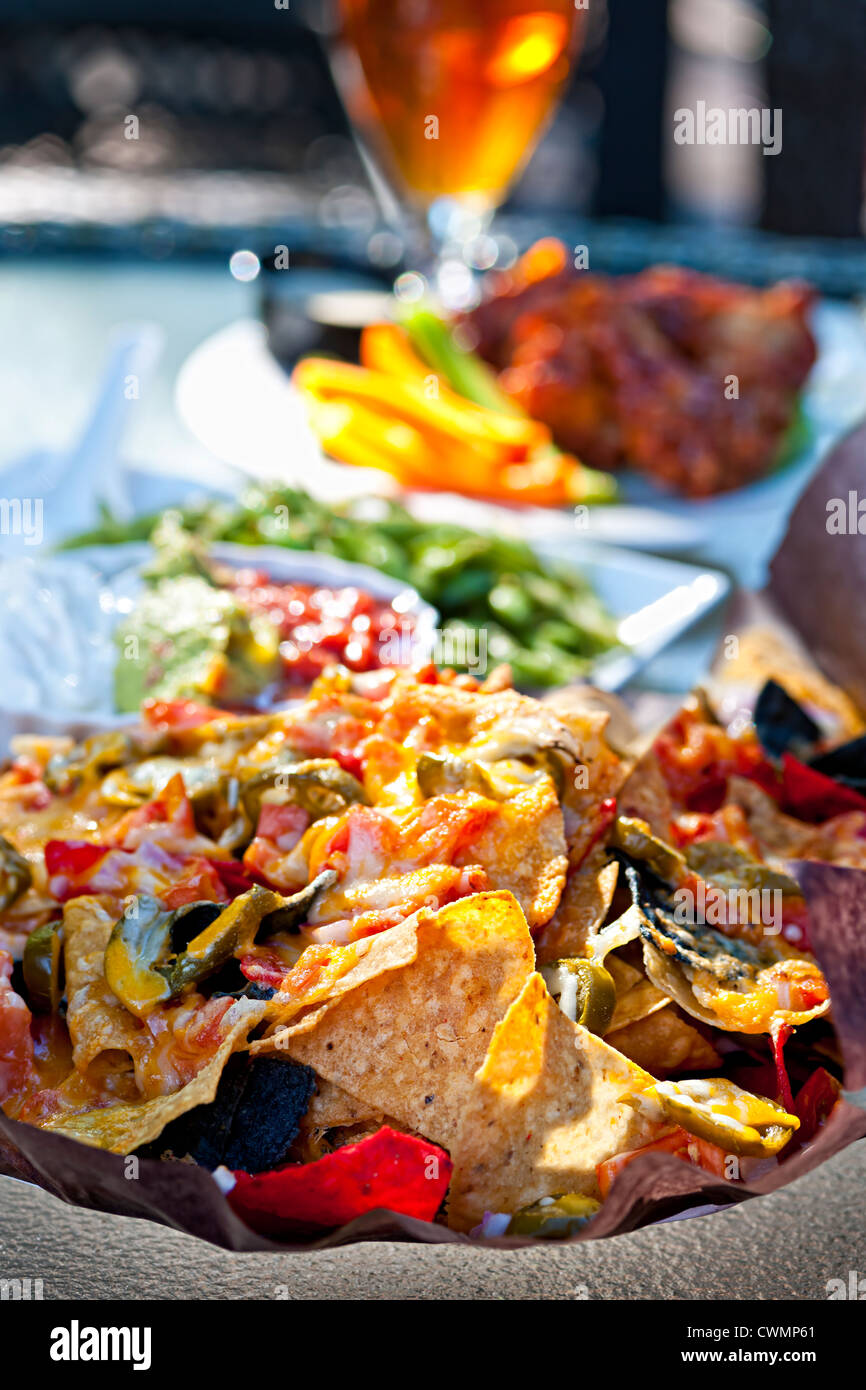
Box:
[401,306,523,414]
[402,305,619,504]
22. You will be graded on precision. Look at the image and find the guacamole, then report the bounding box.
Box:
[114,573,280,713]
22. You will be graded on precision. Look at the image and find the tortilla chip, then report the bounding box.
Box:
[604,954,641,993]
[63,895,144,1080]
[606,1005,721,1076]
[617,750,674,838]
[262,914,420,1030]
[606,974,671,1034]
[717,626,865,738]
[305,1078,383,1131]
[545,685,643,760]
[42,998,266,1154]
[553,703,631,864]
[535,849,619,965]
[727,776,815,857]
[459,781,567,930]
[265,891,535,1149]
[447,972,662,1231]
[602,952,672,1032]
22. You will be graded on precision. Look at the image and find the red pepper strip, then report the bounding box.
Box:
[44,840,107,878]
[596,1126,729,1200]
[780,754,866,823]
[769,1020,794,1112]
[44,840,110,900]
[228,1126,453,1233]
[205,857,257,900]
[331,747,365,780]
[793,1067,841,1143]
[142,699,232,730]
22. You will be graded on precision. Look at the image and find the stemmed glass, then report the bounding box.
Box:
[330,0,586,308]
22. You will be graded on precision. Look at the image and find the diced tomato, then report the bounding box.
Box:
[227,573,414,685]
[44,840,109,900]
[794,1067,841,1143]
[44,840,107,878]
[161,856,227,908]
[654,705,777,811]
[142,699,230,730]
[102,775,204,855]
[596,1126,730,1199]
[256,803,309,850]
[228,1126,452,1234]
[206,857,256,899]
[331,747,365,780]
[0,950,33,1104]
[239,950,293,991]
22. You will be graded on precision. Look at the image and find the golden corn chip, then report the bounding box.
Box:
[605,975,671,1034]
[603,954,642,994]
[606,1005,721,1076]
[716,625,864,738]
[305,1078,383,1131]
[617,750,674,838]
[727,775,815,858]
[535,848,619,965]
[447,972,662,1231]
[461,780,567,930]
[259,913,420,1032]
[42,998,266,1154]
[63,896,145,1082]
[267,891,535,1148]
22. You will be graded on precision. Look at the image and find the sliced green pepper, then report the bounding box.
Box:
[104,875,338,1018]
[0,835,31,911]
[257,870,337,935]
[506,1193,601,1238]
[415,753,498,800]
[241,759,368,827]
[609,815,686,885]
[540,957,617,1035]
[642,1077,800,1157]
[44,730,138,794]
[684,841,801,897]
[22,920,64,1012]
[104,895,223,1018]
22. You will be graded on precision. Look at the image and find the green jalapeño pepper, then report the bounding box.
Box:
[240,760,368,827]
[104,873,338,1018]
[507,1193,601,1238]
[415,753,498,800]
[0,835,31,912]
[540,957,617,1035]
[22,919,64,1012]
[609,815,686,885]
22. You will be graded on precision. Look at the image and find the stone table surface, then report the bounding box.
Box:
[1,1140,863,1301]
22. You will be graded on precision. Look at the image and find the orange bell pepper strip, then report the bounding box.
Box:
[360,322,435,381]
[293,357,548,456]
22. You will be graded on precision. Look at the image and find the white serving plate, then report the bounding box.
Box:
[173,300,866,585]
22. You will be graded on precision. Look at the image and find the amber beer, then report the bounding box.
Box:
[339,0,583,205]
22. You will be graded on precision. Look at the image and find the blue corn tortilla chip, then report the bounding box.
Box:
[138,1055,315,1172]
[754,678,820,759]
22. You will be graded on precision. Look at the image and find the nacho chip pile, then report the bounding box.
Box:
[0,660,861,1241]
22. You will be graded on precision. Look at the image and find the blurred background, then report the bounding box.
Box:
[2,0,865,513]
[0,0,865,264]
